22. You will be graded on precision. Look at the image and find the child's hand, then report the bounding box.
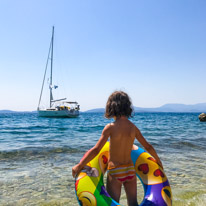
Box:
[72,164,82,178]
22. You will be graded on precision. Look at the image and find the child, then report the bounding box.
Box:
[72,91,163,206]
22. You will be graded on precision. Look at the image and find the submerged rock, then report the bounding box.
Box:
[199,113,206,122]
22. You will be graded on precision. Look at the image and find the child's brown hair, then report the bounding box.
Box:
[105,91,133,119]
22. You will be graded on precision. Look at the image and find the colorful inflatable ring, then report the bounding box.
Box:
[75,142,172,206]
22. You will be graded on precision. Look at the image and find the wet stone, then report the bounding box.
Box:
[199,113,206,121]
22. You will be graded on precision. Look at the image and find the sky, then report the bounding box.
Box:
[0,0,206,111]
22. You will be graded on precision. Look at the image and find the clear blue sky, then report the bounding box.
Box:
[0,0,206,111]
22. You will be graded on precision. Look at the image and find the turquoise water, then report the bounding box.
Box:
[0,112,205,205]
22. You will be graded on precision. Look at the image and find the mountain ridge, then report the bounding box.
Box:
[0,110,37,113]
[84,103,206,113]
[0,103,206,113]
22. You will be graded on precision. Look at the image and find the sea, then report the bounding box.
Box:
[0,112,205,206]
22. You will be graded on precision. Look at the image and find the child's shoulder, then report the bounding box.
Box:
[105,122,115,128]
[103,122,116,132]
[127,120,139,132]
[103,123,113,130]
[127,119,136,126]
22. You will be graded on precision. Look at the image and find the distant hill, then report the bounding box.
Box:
[0,110,37,113]
[1,103,206,113]
[85,108,105,113]
[85,103,206,113]
[0,110,17,113]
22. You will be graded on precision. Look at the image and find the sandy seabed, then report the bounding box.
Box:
[0,152,206,206]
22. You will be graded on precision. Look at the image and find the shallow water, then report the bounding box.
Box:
[0,112,205,205]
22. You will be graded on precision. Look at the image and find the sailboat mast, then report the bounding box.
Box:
[50,26,54,108]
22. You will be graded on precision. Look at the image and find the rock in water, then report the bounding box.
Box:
[199,113,206,122]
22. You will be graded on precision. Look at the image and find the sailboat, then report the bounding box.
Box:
[37,26,80,117]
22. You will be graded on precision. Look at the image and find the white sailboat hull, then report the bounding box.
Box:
[38,109,79,118]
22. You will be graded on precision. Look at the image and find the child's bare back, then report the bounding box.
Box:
[108,116,136,168]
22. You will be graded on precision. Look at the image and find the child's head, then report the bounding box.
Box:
[105,91,133,119]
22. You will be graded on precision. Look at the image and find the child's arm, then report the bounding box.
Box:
[72,124,111,178]
[135,126,164,169]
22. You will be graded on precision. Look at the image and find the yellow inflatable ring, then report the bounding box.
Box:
[75,142,172,205]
